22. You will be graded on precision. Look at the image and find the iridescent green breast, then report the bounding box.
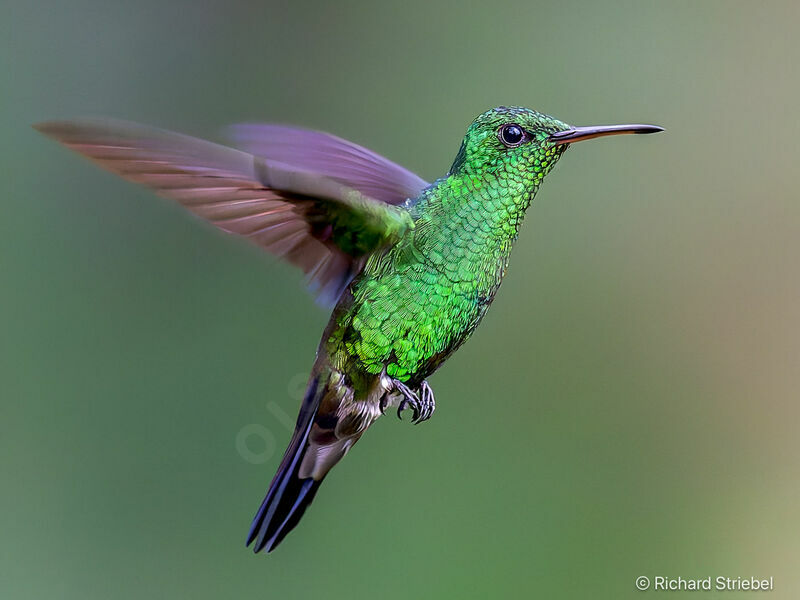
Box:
[326,258,486,384]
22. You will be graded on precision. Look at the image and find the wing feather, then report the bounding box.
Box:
[226,124,428,205]
[35,118,415,306]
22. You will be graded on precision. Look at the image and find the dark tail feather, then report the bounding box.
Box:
[246,376,324,553]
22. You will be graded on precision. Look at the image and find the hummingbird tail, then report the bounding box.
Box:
[247,365,370,553]
[246,375,324,553]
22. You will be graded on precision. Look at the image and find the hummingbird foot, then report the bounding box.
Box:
[391,379,435,424]
[416,380,435,424]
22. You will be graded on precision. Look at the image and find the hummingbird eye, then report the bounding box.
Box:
[498,123,526,147]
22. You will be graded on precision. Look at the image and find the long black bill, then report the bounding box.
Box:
[550,124,664,145]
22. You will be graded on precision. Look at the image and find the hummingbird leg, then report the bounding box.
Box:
[391,378,436,424]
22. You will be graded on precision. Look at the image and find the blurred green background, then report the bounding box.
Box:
[3,1,799,598]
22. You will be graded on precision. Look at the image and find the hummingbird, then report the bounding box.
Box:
[35,107,662,553]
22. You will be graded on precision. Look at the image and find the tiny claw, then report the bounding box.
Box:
[397,398,408,420]
[397,400,419,421]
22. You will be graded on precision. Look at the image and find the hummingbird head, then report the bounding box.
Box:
[449,106,663,186]
[448,106,569,181]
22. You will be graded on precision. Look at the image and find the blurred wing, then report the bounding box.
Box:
[35,118,413,307]
[226,124,428,205]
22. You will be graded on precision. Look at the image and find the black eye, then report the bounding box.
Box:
[499,124,525,147]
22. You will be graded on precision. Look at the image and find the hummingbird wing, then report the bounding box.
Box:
[35,118,416,307]
[225,124,428,206]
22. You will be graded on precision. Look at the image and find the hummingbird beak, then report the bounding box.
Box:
[550,123,664,145]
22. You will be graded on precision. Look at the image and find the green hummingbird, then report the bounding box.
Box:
[35,107,662,553]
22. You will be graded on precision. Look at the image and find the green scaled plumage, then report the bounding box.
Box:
[34,106,662,553]
[329,108,569,384]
